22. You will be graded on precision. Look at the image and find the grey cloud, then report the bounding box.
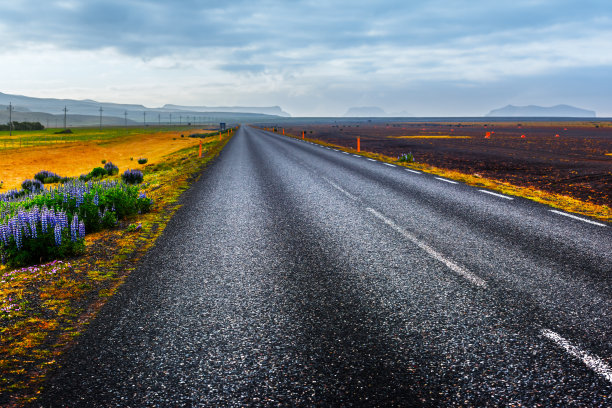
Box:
[2,0,609,58]
[218,63,266,73]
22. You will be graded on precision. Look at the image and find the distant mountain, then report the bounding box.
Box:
[344,106,387,117]
[486,104,596,117]
[163,104,291,117]
[0,91,289,126]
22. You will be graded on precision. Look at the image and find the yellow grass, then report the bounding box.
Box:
[0,129,212,190]
[389,135,472,139]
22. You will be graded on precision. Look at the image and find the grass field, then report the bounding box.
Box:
[0,127,215,191]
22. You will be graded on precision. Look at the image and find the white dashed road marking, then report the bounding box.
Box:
[549,210,606,227]
[478,190,514,200]
[435,177,458,184]
[367,207,488,288]
[542,329,612,384]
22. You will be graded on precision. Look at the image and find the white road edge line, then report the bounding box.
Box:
[435,177,458,184]
[549,210,606,227]
[478,190,514,200]
[352,155,361,158]
[323,177,358,201]
[542,329,612,384]
[405,169,421,174]
[342,152,350,155]
[384,163,396,168]
[367,158,376,162]
[366,207,488,288]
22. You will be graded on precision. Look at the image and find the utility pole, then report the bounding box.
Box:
[143,111,146,127]
[7,102,14,136]
[158,113,161,126]
[179,115,182,126]
[99,107,103,130]
[63,106,68,129]
[169,113,172,126]
[124,111,128,127]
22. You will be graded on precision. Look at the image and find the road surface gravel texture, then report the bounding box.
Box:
[33,126,611,407]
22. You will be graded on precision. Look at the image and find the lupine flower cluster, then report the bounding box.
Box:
[21,179,44,193]
[397,152,415,163]
[0,206,84,250]
[104,161,119,175]
[121,169,144,184]
[34,170,63,183]
[0,170,151,267]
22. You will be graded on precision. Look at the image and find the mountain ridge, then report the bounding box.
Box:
[486,104,596,117]
[0,92,290,121]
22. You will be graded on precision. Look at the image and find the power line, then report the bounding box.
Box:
[7,102,14,136]
[63,106,68,129]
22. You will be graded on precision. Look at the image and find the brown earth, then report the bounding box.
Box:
[283,122,612,206]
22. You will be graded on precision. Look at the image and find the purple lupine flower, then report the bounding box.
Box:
[59,211,68,229]
[93,192,99,206]
[14,221,22,250]
[79,221,85,239]
[41,207,48,233]
[54,224,62,246]
[17,210,28,238]
[70,214,79,242]
[29,211,37,239]
[0,224,8,245]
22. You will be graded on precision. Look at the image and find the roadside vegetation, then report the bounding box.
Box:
[0,126,235,406]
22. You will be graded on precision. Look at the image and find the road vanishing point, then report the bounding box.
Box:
[34,126,612,406]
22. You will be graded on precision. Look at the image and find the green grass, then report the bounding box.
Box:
[0,126,205,150]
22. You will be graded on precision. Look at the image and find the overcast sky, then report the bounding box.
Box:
[1,0,611,116]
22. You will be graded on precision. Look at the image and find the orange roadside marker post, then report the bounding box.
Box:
[357,137,361,152]
[199,140,202,157]
[282,128,285,135]
[485,131,491,139]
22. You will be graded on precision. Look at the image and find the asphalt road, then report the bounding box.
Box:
[34,125,612,406]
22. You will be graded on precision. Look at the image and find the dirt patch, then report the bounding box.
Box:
[284,122,612,206]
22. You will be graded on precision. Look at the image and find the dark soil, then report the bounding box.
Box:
[284,122,612,206]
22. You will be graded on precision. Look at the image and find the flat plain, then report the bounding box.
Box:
[282,121,612,206]
[0,127,211,191]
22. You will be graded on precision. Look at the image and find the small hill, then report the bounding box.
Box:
[163,104,291,117]
[486,104,596,117]
[344,106,387,117]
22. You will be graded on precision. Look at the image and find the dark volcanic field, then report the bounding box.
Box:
[283,122,612,206]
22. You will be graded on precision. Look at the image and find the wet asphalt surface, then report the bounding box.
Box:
[33,126,611,406]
